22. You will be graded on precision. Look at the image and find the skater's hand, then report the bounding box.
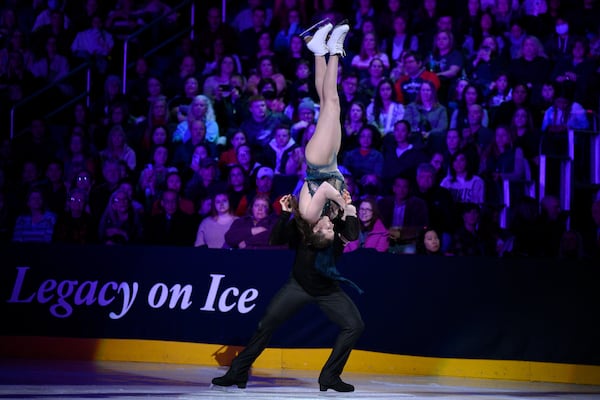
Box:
[279,194,293,212]
[341,189,352,205]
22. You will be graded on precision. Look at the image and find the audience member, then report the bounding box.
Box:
[449,202,489,256]
[262,124,299,174]
[381,120,429,192]
[440,150,485,205]
[224,193,278,249]
[341,101,367,155]
[378,174,429,254]
[172,94,220,145]
[53,188,96,244]
[194,191,238,248]
[413,162,455,249]
[344,196,389,253]
[144,189,196,246]
[97,189,143,245]
[394,51,440,105]
[415,226,443,255]
[366,77,405,136]
[12,187,56,243]
[70,14,114,74]
[342,124,383,179]
[403,80,448,150]
[240,95,290,149]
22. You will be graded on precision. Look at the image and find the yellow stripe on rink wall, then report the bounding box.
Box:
[2,336,599,386]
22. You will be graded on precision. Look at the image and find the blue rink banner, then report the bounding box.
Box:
[1,244,599,366]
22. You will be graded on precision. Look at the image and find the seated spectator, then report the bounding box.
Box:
[339,71,369,122]
[179,143,211,186]
[31,9,74,56]
[381,120,429,192]
[428,30,465,102]
[508,35,552,105]
[218,130,247,173]
[394,51,441,106]
[351,32,390,78]
[491,83,532,129]
[148,171,193,216]
[60,127,98,187]
[236,143,262,178]
[70,14,114,74]
[184,158,226,210]
[341,101,367,155]
[415,227,443,255]
[413,163,455,249]
[164,55,201,99]
[172,94,220,145]
[551,37,597,108]
[99,125,137,172]
[116,179,144,216]
[486,72,512,118]
[97,189,143,245]
[240,95,290,149]
[479,125,526,205]
[28,35,71,96]
[12,187,57,243]
[366,77,405,136]
[168,75,200,122]
[224,193,278,249]
[263,124,299,174]
[53,188,96,244]
[246,55,287,97]
[224,164,251,217]
[510,106,541,169]
[89,159,123,220]
[358,57,386,101]
[403,80,448,150]
[172,119,215,172]
[342,124,383,179]
[540,84,589,134]
[384,14,419,68]
[463,104,494,153]
[449,202,489,256]
[450,84,489,133]
[144,190,195,246]
[202,55,241,100]
[344,196,389,253]
[289,97,317,140]
[284,59,318,115]
[194,191,238,248]
[440,150,485,205]
[378,175,429,254]
[466,36,505,97]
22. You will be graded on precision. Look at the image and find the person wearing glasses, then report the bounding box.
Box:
[343,196,389,253]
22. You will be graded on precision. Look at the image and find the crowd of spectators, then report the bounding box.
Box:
[0,0,599,261]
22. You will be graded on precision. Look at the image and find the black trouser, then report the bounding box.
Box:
[226,277,364,384]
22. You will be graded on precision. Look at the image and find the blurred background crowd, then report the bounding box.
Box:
[0,0,599,260]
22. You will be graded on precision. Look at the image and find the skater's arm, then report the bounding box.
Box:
[299,181,345,224]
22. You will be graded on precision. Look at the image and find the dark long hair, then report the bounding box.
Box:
[289,195,334,249]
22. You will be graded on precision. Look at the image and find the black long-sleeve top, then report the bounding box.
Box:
[270,211,359,296]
